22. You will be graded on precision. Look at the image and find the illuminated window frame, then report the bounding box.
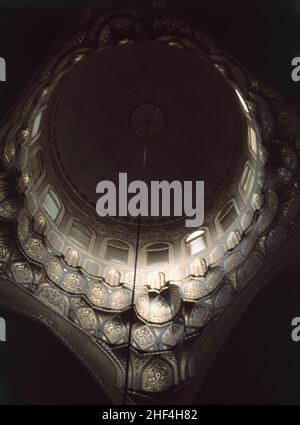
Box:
[144,242,172,266]
[186,228,210,256]
[215,199,240,237]
[248,125,258,159]
[239,162,255,203]
[104,239,130,265]
[235,88,251,117]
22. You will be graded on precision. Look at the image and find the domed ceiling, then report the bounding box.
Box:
[50,43,247,213]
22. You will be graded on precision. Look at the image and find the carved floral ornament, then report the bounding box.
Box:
[0,2,299,400]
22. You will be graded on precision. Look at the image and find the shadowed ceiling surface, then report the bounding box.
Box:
[51,42,247,206]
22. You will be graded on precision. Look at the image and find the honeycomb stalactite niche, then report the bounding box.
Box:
[0,1,300,404]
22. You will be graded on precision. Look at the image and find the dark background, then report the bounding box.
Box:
[0,0,300,404]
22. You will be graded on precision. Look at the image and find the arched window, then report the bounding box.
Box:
[186,229,208,255]
[42,189,61,222]
[31,111,42,139]
[216,201,239,235]
[239,163,255,201]
[69,220,92,250]
[146,243,170,265]
[105,239,129,264]
[31,150,44,184]
[235,88,250,116]
[248,125,257,158]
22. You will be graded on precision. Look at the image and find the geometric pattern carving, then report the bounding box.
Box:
[0,238,11,261]
[17,216,30,242]
[133,325,155,350]
[3,140,16,165]
[214,285,234,309]
[110,288,132,310]
[10,261,34,284]
[0,200,18,220]
[61,272,85,294]
[45,256,63,284]
[103,316,128,345]
[23,238,45,262]
[186,303,212,329]
[142,358,173,393]
[135,286,181,324]
[87,281,108,308]
[76,307,98,330]
[180,277,208,301]
[36,284,67,314]
[161,323,185,347]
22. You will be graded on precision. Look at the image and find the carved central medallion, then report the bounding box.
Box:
[130,103,166,140]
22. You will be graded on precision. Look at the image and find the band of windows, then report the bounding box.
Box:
[39,182,255,265]
[36,86,259,266]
